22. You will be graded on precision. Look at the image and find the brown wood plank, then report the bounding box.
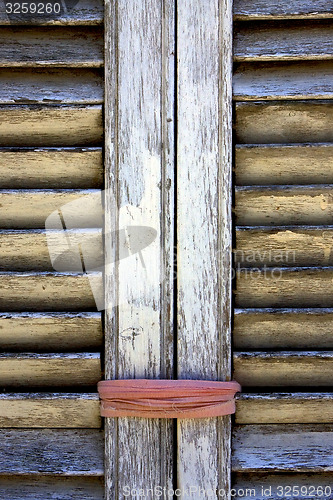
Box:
[233,352,333,387]
[0,312,102,350]
[234,61,333,100]
[0,148,103,189]
[235,186,333,226]
[0,190,103,229]
[234,308,333,349]
[235,227,333,267]
[235,144,333,185]
[232,425,333,472]
[0,0,103,25]
[0,477,104,500]
[0,272,102,311]
[234,0,333,20]
[0,229,103,270]
[236,101,333,144]
[235,267,333,308]
[0,353,101,388]
[0,429,104,475]
[0,106,102,147]
[233,473,333,499]
[234,21,333,62]
[236,393,333,424]
[0,27,103,67]
[0,69,103,105]
[0,393,100,428]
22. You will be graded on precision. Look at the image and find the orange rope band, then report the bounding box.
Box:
[98,379,241,418]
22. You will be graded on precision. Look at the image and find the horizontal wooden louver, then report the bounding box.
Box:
[0,4,104,498]
[232,1,333,492]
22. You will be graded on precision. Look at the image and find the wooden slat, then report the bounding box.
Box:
[0,190,102,229]
[235,227,333,267]
[234,21,333,62]
[0,353,101,388]
[234,61,333,100]
[233,473,333,499]
[0,106,102,147]
[0,312,102,350]
[0,69,103,105]
[177,0,233,495]
[104,0,175,497]
[0,272,102,311]
[233,352,333,387]
[235,186,333,226]
[0,429,104,475]
[234,0,333,20]
[0,0,103,25]
[236,267,333,308]
[0,477,104,500]
[235,144,333,185]
[232,425,333,472]
[236,393,333,424]
[0,148,103,189]
[234,308,333,349]
[0,229,103,270]
[236,101,333,144]
[0,27,103,67]
[0,393,100,428]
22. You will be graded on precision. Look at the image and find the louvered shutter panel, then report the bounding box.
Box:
[0,2,105,498]
[233,0,333,494]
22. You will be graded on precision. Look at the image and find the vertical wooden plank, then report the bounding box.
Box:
[104,1,175,498]
[177,0,233,498]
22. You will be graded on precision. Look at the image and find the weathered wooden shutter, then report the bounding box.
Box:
[0,2,105,498]
[233,0,333,496]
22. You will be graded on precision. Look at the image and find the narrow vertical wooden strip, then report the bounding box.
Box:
[177,0,232,497]
[104,1,175,498]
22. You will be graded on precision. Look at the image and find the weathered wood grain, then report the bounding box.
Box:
[0,0,103,25]
[0,312,102,350]
[0,393,100,428]
[0,106,102,147]
[234,61,333,100]
[0,272,102,311]
[234,21,333,61]
[0,477,104,500]
[0,69,103,105]
[235,227,333,267]
[236,393,333,424]
[0,147,103,189]
[0,429,104,474]
[0,27,103,67]
[234,0,333,20]
[0,190,102,229]
[104,0,175,498]
[233,352,333,387]
[177,0,233,496]
[234,308,333,349]
[235,144,333,185]
[232,425,333,472]
[236,101,333,144]
[0,353,101,388]
[235,267,333,307]
[0,229,103,270]
[235,186,333,226]
[233,473,333,499]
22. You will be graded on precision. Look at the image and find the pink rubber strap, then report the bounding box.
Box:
[98,379,241,418]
